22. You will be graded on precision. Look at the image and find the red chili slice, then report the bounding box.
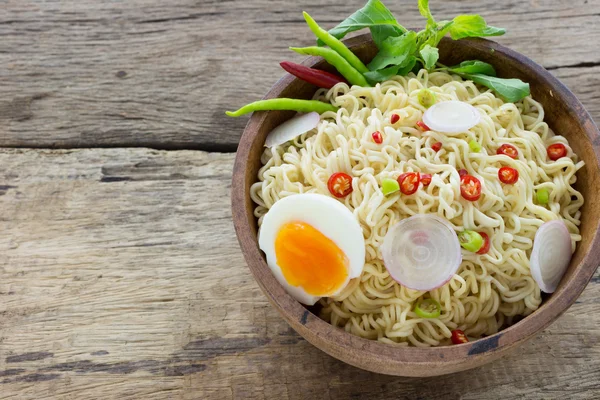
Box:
[498,167,519,184]
[416,121,430,131]
[431,142,442,152]
[476,232,491,255]
[496,144,518,159]
[372,131,383,144]
[420,173,432,187]
[460,175,482,201]
[398,172,420,195]
[547,143,567,161]
[458,169,468,178]
[327,172,353,198]
[390,114,400,124]
[451,329,469,344]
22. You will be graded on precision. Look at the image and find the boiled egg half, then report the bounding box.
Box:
[258,193,365,305]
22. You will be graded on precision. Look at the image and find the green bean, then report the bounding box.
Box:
[225,98,338,117]
[289,46,370,87]
[302,12,369,74]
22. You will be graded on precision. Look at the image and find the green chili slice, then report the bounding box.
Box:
[469,140,482,153]
[417,88,436,108]
[225,98,338,117]
[289,46,370,87]
[303,12,369,74]
[381,178,400,195]
[458,230,483,252]
[414,298,441,319]
[537,188,550,205]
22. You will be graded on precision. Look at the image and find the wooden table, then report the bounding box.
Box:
[1,1,599,398]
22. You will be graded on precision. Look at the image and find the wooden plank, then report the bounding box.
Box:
[0,148,598,399]
[1,0,599,150]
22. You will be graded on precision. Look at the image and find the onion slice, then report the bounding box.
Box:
[423,101,480,133]
[530,220,573,293]
[264,112,320,147]
[381,214,462,291]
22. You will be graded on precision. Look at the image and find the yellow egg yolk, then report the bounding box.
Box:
[274,222,349,296]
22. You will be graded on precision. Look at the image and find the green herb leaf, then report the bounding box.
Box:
[434,20,455,43]
[320,0,406,46]
[416,20,453,52]
[449,15,506,40]
[418,0,435,27]
[465,73,530,102]
[369,24,403,49]
[367,31,417,71]
[449,60,496,76]
[419,44,439,69]
[364,56,417,83]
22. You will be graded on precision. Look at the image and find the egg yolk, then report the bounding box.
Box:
[274,222,349,296]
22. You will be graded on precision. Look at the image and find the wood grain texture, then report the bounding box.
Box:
[0,148,599,399]
[1,0,600,150]
[2,0,600,397]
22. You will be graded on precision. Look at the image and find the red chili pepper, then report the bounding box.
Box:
[416,121,430,131]
[497,144,518,159]
[498,167,519,184]
[476,232,491,255]
[431,142,442,152]
[420,173,432,186]
[547,143,567,161]
[451,329,469,344]
[372,131,383,144]
[390,114,400,124]
[460,175,482,201]
[458,169,468,178]
[280,61,347,89]
[398,172,420,195]
[327,172,353,198]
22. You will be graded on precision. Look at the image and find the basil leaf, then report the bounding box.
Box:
[434,20,455,43]
[416,20,453,51]
[465,73,530,102]
[449,15,506,40]
[320,0,406,46]
[370,24,404,49]
[419,44,438,69]
[367,31,417,71]
[364,56,417,83]
[481,26,506,36]
[418,0,435,27]
[449,60,496,76]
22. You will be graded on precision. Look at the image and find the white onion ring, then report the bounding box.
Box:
[264,112,320,147]
[530,220,573,293]
[381,214,462,291]
[423,101,480,133]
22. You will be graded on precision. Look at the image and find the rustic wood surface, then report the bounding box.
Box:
[1,0,599,399]
[1,0,600,151]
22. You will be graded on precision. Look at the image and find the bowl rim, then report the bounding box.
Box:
[231,34,600,375]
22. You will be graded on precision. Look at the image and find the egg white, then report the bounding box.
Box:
[258,193,366,305]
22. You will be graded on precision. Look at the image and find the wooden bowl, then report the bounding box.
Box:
[231,34,600,376]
